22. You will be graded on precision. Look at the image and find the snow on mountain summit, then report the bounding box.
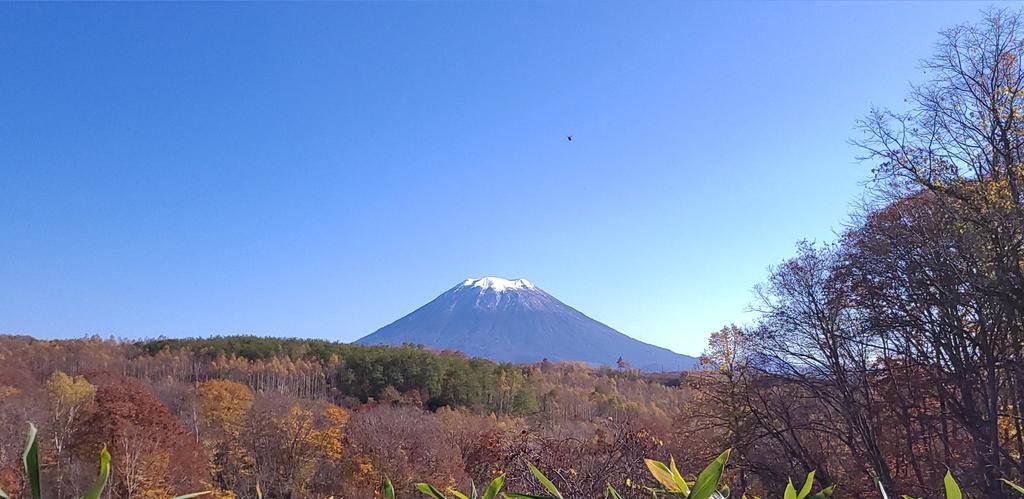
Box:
[356,277,698,371]
[462,277,536,292]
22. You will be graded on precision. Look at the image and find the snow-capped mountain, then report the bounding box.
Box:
[355,277,698,371]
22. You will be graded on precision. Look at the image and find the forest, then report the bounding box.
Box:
[8,7,1024,499]
[0,335,690,497]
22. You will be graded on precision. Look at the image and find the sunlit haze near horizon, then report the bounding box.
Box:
[0,1,1011,355]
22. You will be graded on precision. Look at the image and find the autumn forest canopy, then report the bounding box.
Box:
[11,7,1024,499]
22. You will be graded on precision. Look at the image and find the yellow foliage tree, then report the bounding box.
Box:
[44,371,96,497]
[196,380,255,492]
[271,403,348,494]
[196,379,254,438]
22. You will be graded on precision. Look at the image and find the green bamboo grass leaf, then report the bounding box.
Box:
[82,445,111,499]
[943,470,962,499]
[669,457,691,495]
[690,449,732,499]
[525,461,563,499]
[23,423,40,499]
[416,483,448,498]
[784,479,797,499]
[797,471,816,499]
[172,493,213,499]
[482,474,504,499]
[1002,478,1024,494]
[0,487,8,499]
[382,478,396,499]
[712,484,730,498]
[604,484,623,499]
[448,490,470,499]
[809,485,835,499]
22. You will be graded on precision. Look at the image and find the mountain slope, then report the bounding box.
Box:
[355,277,697,371]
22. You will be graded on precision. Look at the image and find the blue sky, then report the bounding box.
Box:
[0,2,1006,355]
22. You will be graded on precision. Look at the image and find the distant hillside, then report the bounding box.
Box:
[356,277,698,371]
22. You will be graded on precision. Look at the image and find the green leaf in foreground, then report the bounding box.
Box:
[797,471,816,499]
[82,445,111,499]
[604,484,623,498]
[524,460,563,499]
[382,478,396,499]
[23,423,40,499]
[690,449,731,499]
[784,478,797,499]
[943,470,962,499]
[482,474,505,499]
[809,484,835,499]
[415,482,448,498]
[669,457,691,494]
